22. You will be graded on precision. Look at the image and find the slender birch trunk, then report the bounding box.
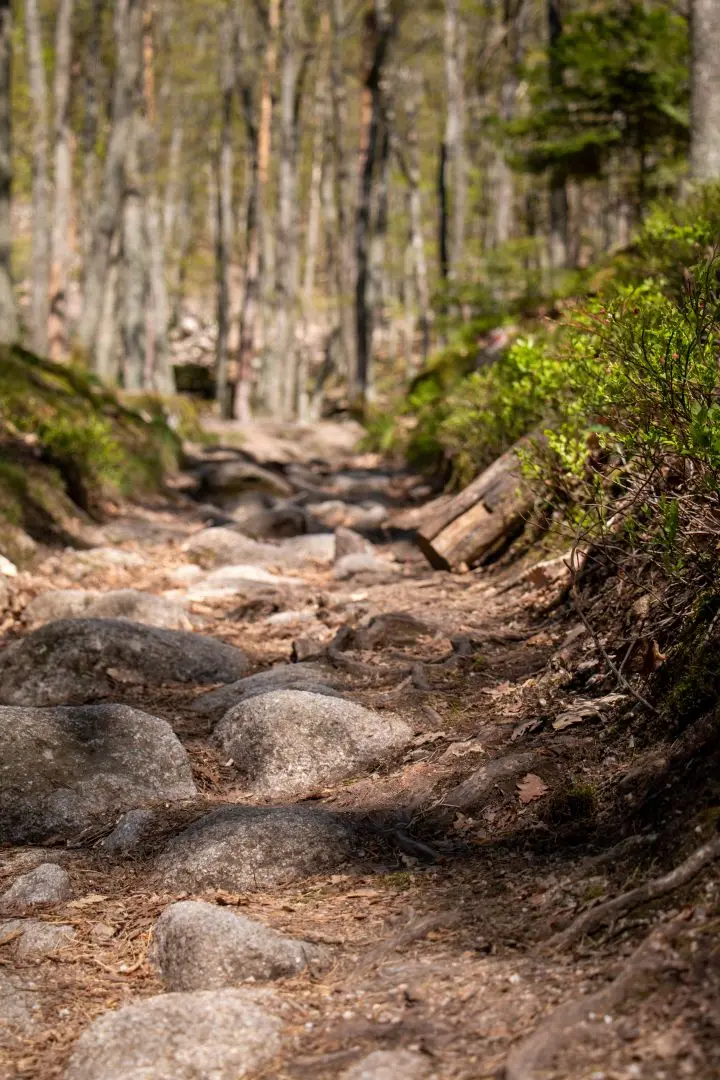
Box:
[403,74,430,361]
[691,0,720,179]
[258,0,280,412]
[329,0,356,386]
[0,0,16,345]
[25,0,51,355]
[49,0,75,361]
[215,21,234,418]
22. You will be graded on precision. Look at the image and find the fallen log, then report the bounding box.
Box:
[414,439,534,571]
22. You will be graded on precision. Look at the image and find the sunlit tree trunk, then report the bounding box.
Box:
[329,0,355,387]
[162,122,183,244]
[120,127,148,391]
[547,0,569,273]
[403,73,430,362]
[48,0,74,361]
[79,0,142,365]
[444,0,465,278]
[81,0,104,269]
[691,0,720,180]
[25,0,51,355]
[258,0,280,413]
[0,0,17,345]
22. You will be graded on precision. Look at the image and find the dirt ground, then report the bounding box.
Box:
[1,422,719,1080]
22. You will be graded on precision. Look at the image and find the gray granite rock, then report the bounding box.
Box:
[342,1050,433,1080]
[0,618,249,706]
[156,805,357,893]
[212,690,412,799]
[1,918,76,959]
[65,989,284,1080]
[151,900,321,989]
[24,589,192,631]
[0,863,72,913]
[99,809,157,854]
[333,553,393,580]
[0,704,196,843]
[192,663,340,722]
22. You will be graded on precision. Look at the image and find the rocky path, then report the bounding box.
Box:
[0,424,717,1080]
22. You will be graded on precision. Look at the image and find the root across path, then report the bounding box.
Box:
[0,421,718,1080]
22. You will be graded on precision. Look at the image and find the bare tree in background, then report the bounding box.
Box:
[0,0,16,345]
[214,12,234,417]
[547,0,569,272]
[49,0,75,360]
[24,0,51,355]
[690,0,720,180]
[443,0,466,279]
[79,0,143,366]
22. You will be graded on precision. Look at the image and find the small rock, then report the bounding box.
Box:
[342,1049,433,1080]
[60,548,146,580]
[0,864,72,913]
[65,989,284,1080]
[334,527,373,561]
[291,637,327,662]
[211,690,412,800]
[0,970,43,1035]
[0,618,249,706]
[100,809,157,854]
[24,589,192,631]
[1,919,76,959]
[233,506,313,540]
[152,900,321,989]
[198,459,294,499]
[265,610,315,626]
[186,564,302,601]
[192,663,339,722]
[90,922,116,942]
[0,553,18,576]
[333,553,393,580]
[156,805,357,893]
[165,564,204,586]
[279,533,336,564]
[0,704,196,844]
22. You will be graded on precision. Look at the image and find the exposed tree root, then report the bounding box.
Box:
[543,833,720,953]
[506,920,685,1080]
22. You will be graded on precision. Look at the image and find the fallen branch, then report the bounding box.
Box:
[505,920,685,1080]
[543,833,720,953]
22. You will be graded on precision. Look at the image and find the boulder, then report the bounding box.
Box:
[182,527,309,572]
[0,618,249,706]
[185,564,302,601]
[279,533,336,564]
[156,805,357,892]
[0,919,75,959]
[342,1050,433,1080]
[192,663,340,722]
[334,552,394,580]
[65,989,283,1080]
[152,900,321,989]
[0,971,43,1036]
[334,527,374,561]
[198,459,294,499]
[0,863,72,913]
[233,506,314,540]
[24,589,192,631]
[0,704,196,844]
[211,690,412,800]
[59,547,146,580]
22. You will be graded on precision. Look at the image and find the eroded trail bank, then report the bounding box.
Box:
[1,422,718,1080]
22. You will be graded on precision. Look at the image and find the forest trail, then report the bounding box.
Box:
[0,422,716,1080]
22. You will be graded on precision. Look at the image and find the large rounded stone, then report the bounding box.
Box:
[151,900,321,989]
[192,663,340,722]
[342,1050,433,1079]
[65,990,283,1080]
[211,690,412,799]
[0,919,76,959]
[198,459,294,499]
[0,704,196,843]
[156,805,357,893]
[0,618,249,706]
[24,589,192,631]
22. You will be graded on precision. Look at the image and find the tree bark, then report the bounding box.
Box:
[402,73,430,362]
[81,0,104,270]
[443,0,465,278]
[257,0,281,413]
[690,0,720,180]
[0,0,17,345]
[24,0,51,355]
[162,122,183,245]
[329,0,356,388]
[215,19,234,417]
[78,0,142,365]
[547,0,569,273]
[49,0,75,361]
[120,125,148,391]
[354,0,396,413]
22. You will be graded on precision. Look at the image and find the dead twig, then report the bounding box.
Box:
[506,920,686,1080]
[543,833,720,953]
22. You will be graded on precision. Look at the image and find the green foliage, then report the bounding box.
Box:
[515,0,689,196]
[0,346,182,513]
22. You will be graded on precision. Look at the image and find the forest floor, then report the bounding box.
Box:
[1,421,719,1080]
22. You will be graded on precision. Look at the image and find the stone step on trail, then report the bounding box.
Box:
[0,617,249,706]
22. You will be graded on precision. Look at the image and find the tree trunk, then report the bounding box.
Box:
[443,0,465,278]
[547,0,569,272]
[273,0,304,420]
[49,0,75,361]
[79,0,143,365]
[491,0,523,250]
[257,0,281,414]
[437,139,449,282]
[162,121,183,245]
[0,0,17,345]
[95,243,120,383]
[329,0,356,388]
[120,125,148,391]
[215,21,234,418]
[354,0,396,413]
[81,0,104,269]
[25,0,51,355]
[403,74,430,362]
[690,0,720,180]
